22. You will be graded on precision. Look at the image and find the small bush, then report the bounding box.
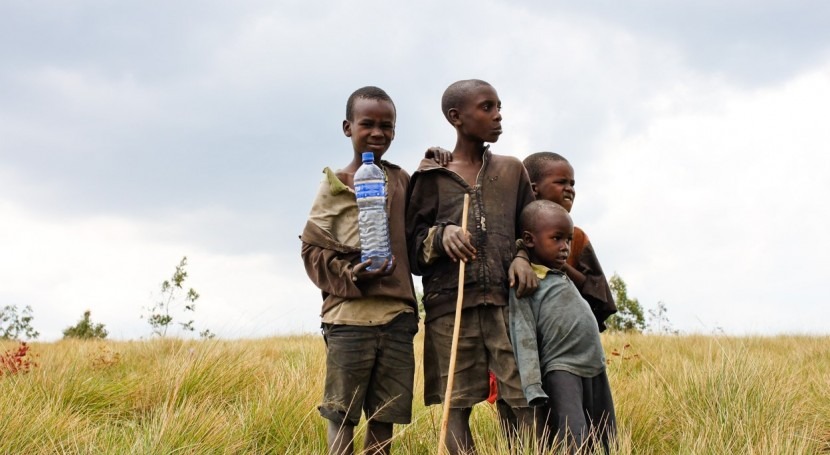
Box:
[0,305,39,341]
[63,310,108,339]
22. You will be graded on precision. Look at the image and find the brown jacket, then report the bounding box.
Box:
[406,148,535,321]
[300,161,416,317]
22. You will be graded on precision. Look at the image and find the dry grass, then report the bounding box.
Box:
[1,332,828,454]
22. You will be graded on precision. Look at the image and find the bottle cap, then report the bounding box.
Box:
[362,152,375,163]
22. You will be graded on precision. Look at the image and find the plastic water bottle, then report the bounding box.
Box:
[354,151,392,271]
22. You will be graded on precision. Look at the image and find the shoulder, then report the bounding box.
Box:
[572,226,591,244]
[488,151,523,167]
[383,161,411,181]
[488,152,529,180]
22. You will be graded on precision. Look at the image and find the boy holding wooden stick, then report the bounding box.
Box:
[406,79,536,454]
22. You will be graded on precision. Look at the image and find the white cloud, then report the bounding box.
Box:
[587,63,830,334]
[0,180,321,341]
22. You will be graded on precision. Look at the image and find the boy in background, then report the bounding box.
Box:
[406,79,537,454]
[300,86,417,455]
[510,200,616,453]
[522,152,617,330]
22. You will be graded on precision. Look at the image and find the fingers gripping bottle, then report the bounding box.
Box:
[354,152,392,271]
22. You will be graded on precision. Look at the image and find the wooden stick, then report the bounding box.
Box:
[438,193,470,455]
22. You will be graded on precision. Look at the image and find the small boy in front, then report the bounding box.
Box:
[406,79,537,454]
[510,200,616,453]
[300,86,418,455]
[522,152,617,330]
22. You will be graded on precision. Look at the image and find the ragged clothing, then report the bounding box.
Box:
[509,263,607,407]
[300,163,416,324]
[406,147,535,322]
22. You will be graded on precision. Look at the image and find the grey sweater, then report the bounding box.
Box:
[509,266,607,406]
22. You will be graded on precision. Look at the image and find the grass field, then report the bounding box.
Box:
[1,332,828,454]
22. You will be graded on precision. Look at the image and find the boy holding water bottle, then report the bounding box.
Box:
[300,86,418,455]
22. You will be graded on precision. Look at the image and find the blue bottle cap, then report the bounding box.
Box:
[362,152,375,163]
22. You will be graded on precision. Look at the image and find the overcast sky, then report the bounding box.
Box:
[2,1,829,340]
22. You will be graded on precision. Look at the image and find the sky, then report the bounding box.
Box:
[2,0,829,340]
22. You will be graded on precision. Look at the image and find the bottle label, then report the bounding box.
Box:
[355,180,385,198]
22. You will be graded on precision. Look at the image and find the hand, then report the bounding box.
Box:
[509,256,538,297]
[425,146,453,167]
[352,256,397,282]
[441,225,476,262]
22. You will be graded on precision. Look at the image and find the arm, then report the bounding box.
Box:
[406,173,476,273]
[509,289,548,406]
[300,238,363,299]
[509,239,538,298]
[570,235,617,331]
[509,168,540,296]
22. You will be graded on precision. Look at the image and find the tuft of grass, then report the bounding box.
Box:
[1,333,828,454]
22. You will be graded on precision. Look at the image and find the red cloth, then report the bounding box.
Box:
[487,370,498,404]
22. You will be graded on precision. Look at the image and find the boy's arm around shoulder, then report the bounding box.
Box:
[509,288,548,407]
[300,221,363,299]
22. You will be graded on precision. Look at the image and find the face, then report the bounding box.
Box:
[532,160,575,212]
[524,210,573,270]
[452,84,503,143]
[343,98,396,160]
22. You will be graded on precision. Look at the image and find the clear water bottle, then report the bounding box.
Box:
[354,151,392,271]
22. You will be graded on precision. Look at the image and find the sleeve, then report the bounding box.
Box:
[509,289,548,407]
[406,172,442,276]
[300,239,363,300]
[515,165,536,239]
[421,226,442,265]
[574,237,617,331]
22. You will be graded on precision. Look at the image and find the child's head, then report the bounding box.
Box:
[343,86,396,161]
[520,200,574,270]
[523,152,575,213]
[441,79,502,144]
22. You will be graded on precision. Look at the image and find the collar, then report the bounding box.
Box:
[530,262,565,279]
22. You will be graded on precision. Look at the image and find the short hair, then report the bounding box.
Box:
[520,199,571,234]
[523,152,569,183]
[346,86,396,121]
[441,79,492,122]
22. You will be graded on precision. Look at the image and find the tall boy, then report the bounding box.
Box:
[406,79,536,454]
[300,86,418,455]
[510,200,616,453]
[522,152,617,330]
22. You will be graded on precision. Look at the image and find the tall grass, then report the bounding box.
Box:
[1,333,828,454]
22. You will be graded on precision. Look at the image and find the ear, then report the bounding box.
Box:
[530,182,539,198]
[522,230,535,249]
[343,119,352,137]
[447,108,461,126]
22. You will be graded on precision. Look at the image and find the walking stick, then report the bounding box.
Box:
[438,193,470,455]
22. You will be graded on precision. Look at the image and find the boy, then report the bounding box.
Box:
[510,200,616,453]
[522,152,617,330]
[300,86,418,455]
[406,79,537,454]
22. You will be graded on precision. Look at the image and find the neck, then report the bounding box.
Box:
[452,138,487,162]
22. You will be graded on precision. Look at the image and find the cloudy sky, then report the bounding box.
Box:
[2,1,829,340]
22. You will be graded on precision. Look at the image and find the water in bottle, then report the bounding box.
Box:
[354,151,392,271]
